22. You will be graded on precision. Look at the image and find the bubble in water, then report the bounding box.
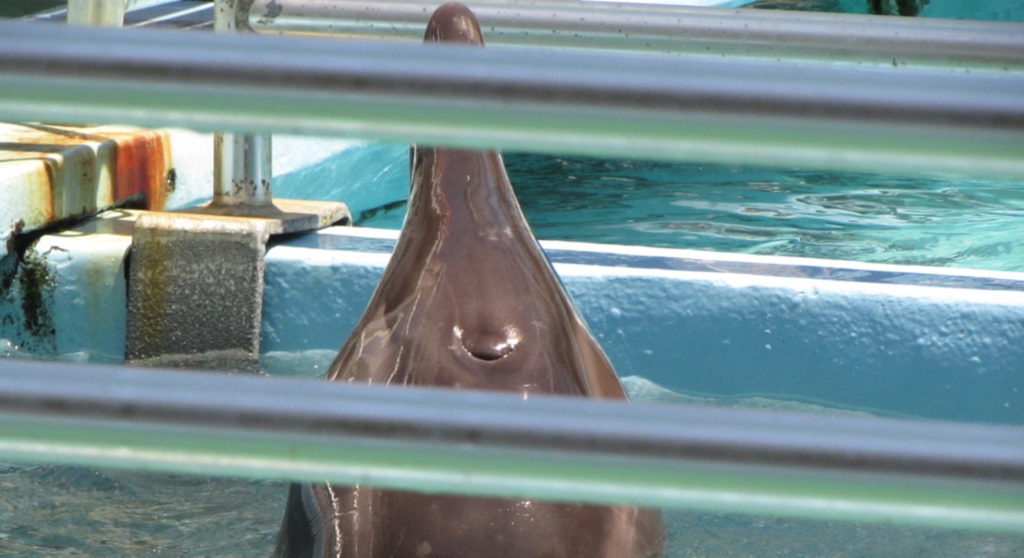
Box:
[0,338,20,358]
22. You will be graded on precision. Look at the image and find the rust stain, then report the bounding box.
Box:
[2,123,176,250]
[36,158,57,223]
[107,129,173,210]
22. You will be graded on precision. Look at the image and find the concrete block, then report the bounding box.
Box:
[125,212,270,368]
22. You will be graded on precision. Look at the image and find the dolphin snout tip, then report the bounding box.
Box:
[425,2,485,46]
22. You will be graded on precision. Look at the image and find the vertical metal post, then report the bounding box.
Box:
[67,0,126,26]
[212,133,273,208]
[213,0,273,211]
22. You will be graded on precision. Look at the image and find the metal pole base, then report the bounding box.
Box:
[182,198,351,235]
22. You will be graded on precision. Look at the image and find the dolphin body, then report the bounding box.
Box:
[271,3,665,557]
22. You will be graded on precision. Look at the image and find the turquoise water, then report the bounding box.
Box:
[276,144,1024,272]
[756,0,1024,21]
[868,0,1023,21]
[3,461,1021,557]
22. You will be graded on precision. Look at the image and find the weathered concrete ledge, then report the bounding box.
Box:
[0,123,175,256]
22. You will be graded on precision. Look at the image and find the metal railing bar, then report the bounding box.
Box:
[1,359,1022,531]
[0,21,1022,179]
[250,0,1024,70]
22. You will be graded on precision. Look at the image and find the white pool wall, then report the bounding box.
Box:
[262,227,1024,424]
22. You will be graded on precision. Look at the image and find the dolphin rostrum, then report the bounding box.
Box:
[271,3,665,557]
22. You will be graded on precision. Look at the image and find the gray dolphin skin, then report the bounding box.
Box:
[271,3,665,557]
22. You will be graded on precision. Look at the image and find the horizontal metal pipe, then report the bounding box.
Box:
[1,21,1021,179]
[1,359,1023,531]
[251,0,1024,70]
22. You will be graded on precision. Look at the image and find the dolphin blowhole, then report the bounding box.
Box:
[454,325,520,361]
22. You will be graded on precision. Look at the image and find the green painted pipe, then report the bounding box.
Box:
[251,0,1023,70]
[0,20,1022,179]
[1,360,1022,532]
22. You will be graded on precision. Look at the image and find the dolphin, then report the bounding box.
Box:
[271,3,665,557]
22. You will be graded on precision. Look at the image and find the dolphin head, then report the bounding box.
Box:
[330,2,628,398]
[425,2,485,45]
[272,3,665,557]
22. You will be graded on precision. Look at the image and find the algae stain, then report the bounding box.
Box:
[1,247,57,355]
[0,254,19,333]
[16,247,57,353]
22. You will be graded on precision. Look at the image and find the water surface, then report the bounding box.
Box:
[331,148,1024,272]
